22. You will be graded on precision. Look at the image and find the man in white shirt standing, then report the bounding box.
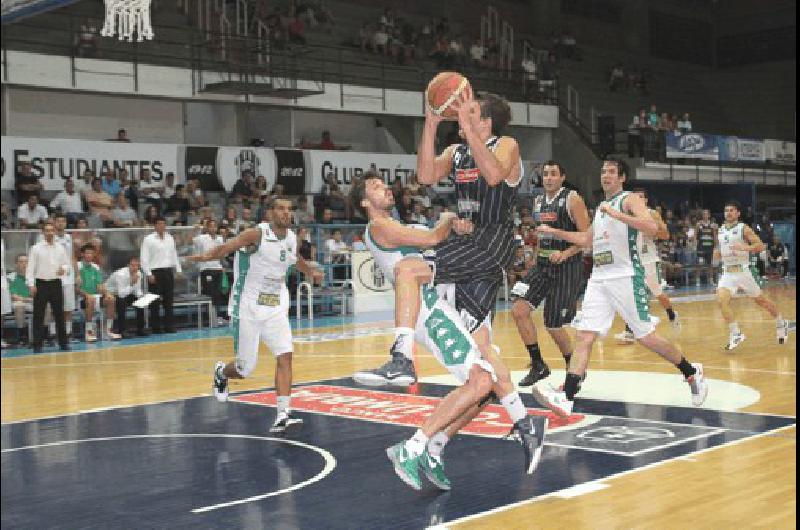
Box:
[140,216,182,333]
[17,195,49,229]
[26,221,70,352]
[105,256,147,337]
[50,179,85,226]
[193,218,227,323]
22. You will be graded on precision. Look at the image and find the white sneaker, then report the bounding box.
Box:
[108,331,122,341]
[270,411,304,434]
[686,363,709,407]
[85,329,97,343]
[725,332,746,351]
[614,330,635,344]
[212,361,229,402]
[531,385,574,418]
[777,320,789,344]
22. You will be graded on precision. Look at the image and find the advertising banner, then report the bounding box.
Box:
[718,136,766,163]
[665,132,719,160]
[765,140,796,165]
[274,149,307,195]
[1,136,179,190]
[183,145,221,191]
[214,146,277,193]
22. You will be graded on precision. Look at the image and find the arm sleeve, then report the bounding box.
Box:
[26,247,36,287]
[140,237,151,276]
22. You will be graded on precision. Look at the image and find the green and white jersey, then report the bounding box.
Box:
[364,223,424,286]
[636,209,660,265]
[718,223,750,269]
[591,191,644,281]
[230,223,297,318]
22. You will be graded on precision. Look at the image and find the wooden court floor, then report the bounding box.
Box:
[1,284,796,528]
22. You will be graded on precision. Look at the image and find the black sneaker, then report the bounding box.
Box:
[353,349,417,387]
[212,361,229,402]
[507,415,549,474]
[518,361,551,387]
[270,412,304,434]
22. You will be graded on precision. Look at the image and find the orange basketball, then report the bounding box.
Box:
[426,72,471,119]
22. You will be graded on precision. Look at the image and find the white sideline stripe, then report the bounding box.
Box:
[553,482,609,499]
[0,434,337,514]
[434,424,797,529]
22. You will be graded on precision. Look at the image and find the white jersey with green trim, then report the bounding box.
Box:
[591,191,642,281]
[718,222,750,268]
[637,209,660,265]
[364,223,424,286]
[229,222,297,318]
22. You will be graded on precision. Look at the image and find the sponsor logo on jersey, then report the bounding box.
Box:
[233,385,586,434]
[455,168,480,183]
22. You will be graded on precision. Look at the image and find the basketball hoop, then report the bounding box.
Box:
[100,0,154,42]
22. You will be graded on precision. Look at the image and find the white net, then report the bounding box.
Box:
[100,0,154,42]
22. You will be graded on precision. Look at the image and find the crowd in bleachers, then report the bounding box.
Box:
[627,104,693,159]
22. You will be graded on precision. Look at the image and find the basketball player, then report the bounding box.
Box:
[351,174,548,489]
[187,197,324,433]
[696,208,717,283]
[509,161,590,386]
[358,87,522,393]
[714,200,789,350]
[534,159,709,415]
[614,188,679,343]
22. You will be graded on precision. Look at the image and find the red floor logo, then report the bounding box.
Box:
[233,385,585,435]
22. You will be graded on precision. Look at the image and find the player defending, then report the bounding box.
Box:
[535,159,709,415]
[188,197,324,433]
[715,200,789,350]
[615,188,679,343]
[510,161,590,386]
[352,174,548,487]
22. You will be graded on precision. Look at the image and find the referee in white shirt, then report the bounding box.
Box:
[106,256,146,336]
[27,221,70,352]
[140,217,182,333]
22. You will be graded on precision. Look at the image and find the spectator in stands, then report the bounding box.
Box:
[321,207,335,224]
[230,170,254,200]
[75,169,95,200]
[142,204,159,227]
[138,168,164,211]
[163,172,176,199]
[85,178,114,224]
[409,202,428,225]
[609,62,625,92]
[294,195,315,225]
[470,39,486,67]
[75,19,98,57]
[222,206,239,233]
[165,184,190,225]
[647,104,659,129]
[253,175,269,198]
[288,15,306,44]
[15,161,42,206]
[677,112,692,133]
[239,207,255,232]
[768,235,789,277]
[193,218,227,324]
[320,173,349,220]
[628,109,646,158]
[112,194,138,227]
[324,228,350,281]
[115,129,131,142]
[447,35,465,66]
[539,52,558,101]
[429,35,449,68]
[372,24,389,55]
[521,56,538,101]
[7,254,34,345]
[101,169,121,198]
[17,194,49,229]
[105,256,147,338]
[50,178,84,226]
[659,112,673,131]
[185,179,206,212]
[319,130,351,151]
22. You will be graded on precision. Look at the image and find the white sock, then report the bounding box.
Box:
[500,392,527,423]
[277,395,291,415]
[777,315,785,325]
[404,429,428,456]
[428,432,449,457]
[48,322,56,335]
[65,321,72,335]
[393,327,414,360]
[106,319,114,332]
[729,322,740,335]
[87,322,95,333]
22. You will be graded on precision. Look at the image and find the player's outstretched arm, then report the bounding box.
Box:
[186,227,261,262]
[370,212,457,249]
[537,223,593,248]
